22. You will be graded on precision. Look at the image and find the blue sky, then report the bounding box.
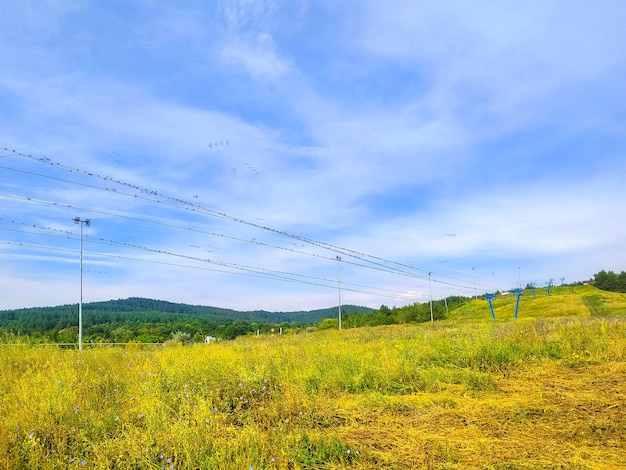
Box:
[1,1,625,311]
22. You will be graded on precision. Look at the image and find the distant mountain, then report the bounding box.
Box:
[0,297,374,331]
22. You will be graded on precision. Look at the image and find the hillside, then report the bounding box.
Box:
[0,297,373,342]
[448,284,626,321]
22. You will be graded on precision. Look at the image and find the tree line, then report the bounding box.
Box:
[321,296,469,329]
[0,296,468,344]
[592,270,626,293]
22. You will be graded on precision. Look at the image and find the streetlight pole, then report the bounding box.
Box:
[337,256,342,330]
[74,217,91,351]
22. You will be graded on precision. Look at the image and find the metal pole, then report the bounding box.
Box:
[428,272,433,322]
[337,256,342,330]
[74,217,90,351]
[79,221,83,351]
[514,289,522,319]
[472,267,477,300]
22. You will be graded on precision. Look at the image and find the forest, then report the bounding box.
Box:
[0,297,377,343]
[0,295,472,344]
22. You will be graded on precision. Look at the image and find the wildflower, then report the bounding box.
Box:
[74,405,80,414]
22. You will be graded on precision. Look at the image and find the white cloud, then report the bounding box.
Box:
[220,36,292,81]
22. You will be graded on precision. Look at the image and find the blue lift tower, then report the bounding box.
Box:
[485,293,497,320]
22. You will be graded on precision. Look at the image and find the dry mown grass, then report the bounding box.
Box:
[0,289,625,469]
[332,360,625,469]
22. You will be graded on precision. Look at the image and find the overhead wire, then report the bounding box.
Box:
[0,239,423,301]
[0,193,486,292]
[0,221,428,299]
[1,147,492,293]
[1,147,481,286]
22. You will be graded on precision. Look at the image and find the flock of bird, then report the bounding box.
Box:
[208,140,229,149]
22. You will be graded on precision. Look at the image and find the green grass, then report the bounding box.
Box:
[1,286,625,468]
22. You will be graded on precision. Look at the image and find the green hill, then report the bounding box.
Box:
[0,297,373,342]
[448,284,626,321]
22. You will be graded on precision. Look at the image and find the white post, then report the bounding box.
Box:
[428,272,433,322]
[472,267,477,300]
[337,256,342,330]
[74,217,91,351]
[79,221,83,351]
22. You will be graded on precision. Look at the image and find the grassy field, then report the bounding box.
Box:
[1,285,625,469]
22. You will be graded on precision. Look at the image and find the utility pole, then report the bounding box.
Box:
[428,272,433,322]
[336,256,342,330]
[472,267,477,300]
[74,217,91,351]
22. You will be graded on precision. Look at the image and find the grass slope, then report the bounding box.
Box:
[0,285,624,469]
[450,284,626,321]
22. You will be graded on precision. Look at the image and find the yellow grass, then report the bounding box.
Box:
[1,288,625,469]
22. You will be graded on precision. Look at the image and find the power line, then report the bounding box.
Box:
[0,223,430,299]
[0,240,424,301]
[1,147,481,284]
[1,147,494,292]
[0,194,487,292]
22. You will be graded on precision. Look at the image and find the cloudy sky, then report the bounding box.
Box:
[1,1,625,312]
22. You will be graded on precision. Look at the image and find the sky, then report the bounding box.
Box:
[1,0,625,312]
